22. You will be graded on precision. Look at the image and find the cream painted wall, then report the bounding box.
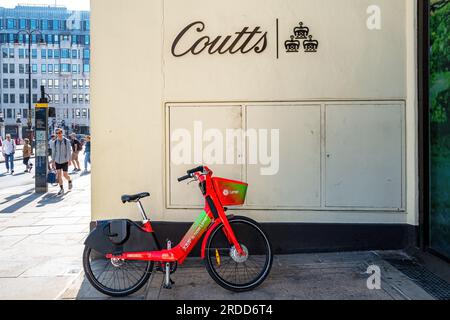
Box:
[91,0,419,226]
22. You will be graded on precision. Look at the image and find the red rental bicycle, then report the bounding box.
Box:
[83,166,273,297]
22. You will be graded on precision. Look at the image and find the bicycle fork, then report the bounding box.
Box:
[163,240,175,289]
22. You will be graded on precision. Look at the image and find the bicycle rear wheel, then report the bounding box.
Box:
[83,246,153,297]
[205,216,273,292]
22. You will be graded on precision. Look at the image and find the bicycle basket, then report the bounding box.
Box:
[212,177,248,206]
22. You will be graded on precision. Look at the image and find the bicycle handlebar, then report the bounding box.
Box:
[177,174,191,182]
[177,166,205,182]
[187,166,204,175]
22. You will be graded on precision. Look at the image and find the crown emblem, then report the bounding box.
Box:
[284,35,300,53]
[294,22,309,39]
[303,35,319,52]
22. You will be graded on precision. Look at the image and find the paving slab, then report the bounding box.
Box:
[65,251,436,301]
[0,226,50,236]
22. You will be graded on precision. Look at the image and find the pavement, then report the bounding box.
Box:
[0,154,90,300]
[0,154,448,300]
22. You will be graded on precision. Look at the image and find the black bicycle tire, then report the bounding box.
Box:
[82,246,153,297]
[205,216,273,292]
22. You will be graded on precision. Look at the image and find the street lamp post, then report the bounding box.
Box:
[15,29,45,154]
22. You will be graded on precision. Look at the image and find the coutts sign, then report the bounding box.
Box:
[171,21,268,57]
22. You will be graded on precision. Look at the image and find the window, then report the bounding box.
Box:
[54,49,60,58]
[72,79,77,89]
[72,64,78,73]
[6,19,15,30]
[3,94,8,104]
[30,19,37,29]
[9,48,14,58]
[19,49,25,59]
[48,79,53,89]
[41,79,46,87]
[41,19,49,30]
[78,79,83,88]
[32,49,37,59]
[54,79,59,89]
[19,64,24,74]
[61,64,70,73]
[6,109,12,118]
[54,64,59,73]
[32,79,37,89]
[72,94,77,103]
[75,109,81,118]
[78,94,84,103]
[48,64,53,73]
[82,109,87,118]
[19,79,25,89]
[83,63,90,73]
[41,49,46,59]
[3,79,8,89]
[1,48,7,58]
[72,49,77,59]
[47,49,53,58]
[83,49,90,59]
[23,109,28,119]
[54,94,60,104]
[10,79,15,89]
[41,64,46,74]
[26,64,30,74]
[85,79,90,89]
[26,94,30,103]
[32,94,38,103]
[32,64,37,73]
[20,94,25,104]
[61,49,70,59]
[85,94,90,103]
[10,94,15,104]
[9,64,15,73]
[2,64,7,73]
[26,79,30,89]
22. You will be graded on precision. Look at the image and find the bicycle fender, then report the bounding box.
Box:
[200,219,222,259]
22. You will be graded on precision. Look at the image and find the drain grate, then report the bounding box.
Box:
[385,258,450,300]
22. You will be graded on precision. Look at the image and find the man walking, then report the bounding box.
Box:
[70,133,82,172]
[50,129,73,195]
[1,134,16,175]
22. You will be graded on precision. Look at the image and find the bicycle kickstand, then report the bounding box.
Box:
[162,240,175,289]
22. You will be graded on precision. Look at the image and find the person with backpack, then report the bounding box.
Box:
[70,133,82,173]
[1,134,16,175]
[50,128,73,195]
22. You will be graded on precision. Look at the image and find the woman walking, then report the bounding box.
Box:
[22,138,33,173]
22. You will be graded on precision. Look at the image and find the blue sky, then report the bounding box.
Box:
[1,0,90,10]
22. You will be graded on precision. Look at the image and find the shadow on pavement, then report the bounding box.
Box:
[36,193,65,207]
[0,190,42,214]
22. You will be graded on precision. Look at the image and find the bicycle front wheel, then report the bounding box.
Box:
[83,246,153,297]
[205,216,273,292]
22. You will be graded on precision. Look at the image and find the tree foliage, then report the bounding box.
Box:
[430,0,450,124]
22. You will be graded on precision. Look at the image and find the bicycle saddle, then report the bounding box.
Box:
[121,192,150,203]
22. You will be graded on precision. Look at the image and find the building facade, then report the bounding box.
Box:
[91,0,448,259]
[0,5,90,139]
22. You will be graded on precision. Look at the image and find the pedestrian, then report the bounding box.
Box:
[70,133,82,172]
[83,135,91,173]
[1,134,16,175]
[48,133,56,172]
[22,138,33,173]
[50,128,73,195]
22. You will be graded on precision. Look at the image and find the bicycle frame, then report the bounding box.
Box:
[106,166,245,265]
